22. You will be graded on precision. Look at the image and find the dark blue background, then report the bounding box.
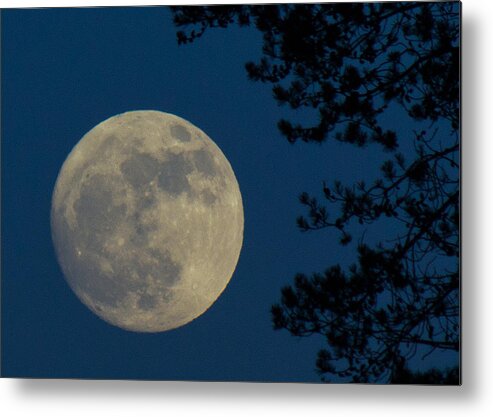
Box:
[1,6,457,381]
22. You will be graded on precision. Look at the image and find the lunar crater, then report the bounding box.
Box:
[157,152,193,196]
[192,148,218,177]
[170,123,191,142]
[120,152,161,189]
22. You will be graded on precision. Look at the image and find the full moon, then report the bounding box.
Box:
[51,111,244,332]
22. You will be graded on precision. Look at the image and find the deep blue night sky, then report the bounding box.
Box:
[1,6,458,381]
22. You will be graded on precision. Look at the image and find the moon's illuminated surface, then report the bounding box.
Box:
[51,111,243,332]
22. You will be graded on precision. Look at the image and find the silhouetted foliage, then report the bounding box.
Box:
[392,364,459,385]
[173,2,460,384]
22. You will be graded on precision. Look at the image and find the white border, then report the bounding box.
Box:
[2,0,492,416]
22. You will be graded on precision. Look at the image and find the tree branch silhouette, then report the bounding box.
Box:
[172,2,460,383]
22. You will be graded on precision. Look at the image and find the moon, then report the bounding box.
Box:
[51,111,244,332]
